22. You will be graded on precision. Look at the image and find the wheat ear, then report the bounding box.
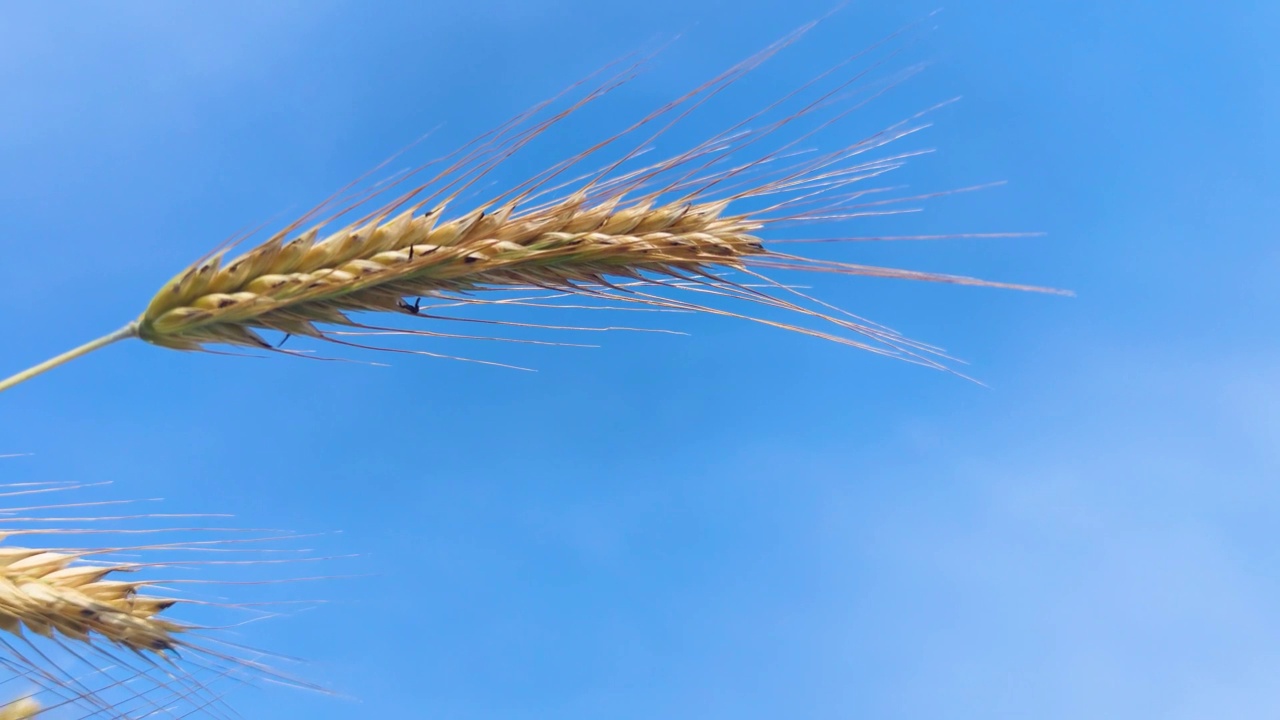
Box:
[0,464,335,718]
[0,21,1065,393]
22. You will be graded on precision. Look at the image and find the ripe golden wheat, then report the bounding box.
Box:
[0,458,331,718]
[0,21,1065,394]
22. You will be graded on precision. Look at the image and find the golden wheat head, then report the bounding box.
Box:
[0,459,334,718]
[0,19,1066,394]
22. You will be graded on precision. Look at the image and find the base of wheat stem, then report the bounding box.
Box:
[0,323,137,394]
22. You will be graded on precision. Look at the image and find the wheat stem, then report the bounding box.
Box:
[0,324,138,394]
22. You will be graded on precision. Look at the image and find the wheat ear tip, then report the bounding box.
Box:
[0,698,39,720]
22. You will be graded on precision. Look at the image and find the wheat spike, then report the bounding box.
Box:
[0,20,1065,394]
[0,546,184,653]
[0,461,333,718]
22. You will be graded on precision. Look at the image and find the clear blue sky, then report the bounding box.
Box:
[1,1,1277,718]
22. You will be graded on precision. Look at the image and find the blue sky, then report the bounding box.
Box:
[1,1,1277,718]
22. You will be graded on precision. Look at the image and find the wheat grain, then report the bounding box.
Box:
[0,20,1065,394]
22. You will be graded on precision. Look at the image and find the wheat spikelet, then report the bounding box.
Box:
[0,458,334,718]
[0,18,1066,393]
